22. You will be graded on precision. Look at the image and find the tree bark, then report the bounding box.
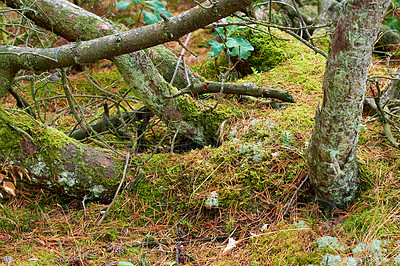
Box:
[381,67,400,106]
[189,82,295,102]
[0,0,255,199]
[0,108,123,203]
[1,0,253,146]
[307,0,391,209]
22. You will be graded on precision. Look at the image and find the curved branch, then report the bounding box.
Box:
[188,82,295,102]
[2,0,252,72]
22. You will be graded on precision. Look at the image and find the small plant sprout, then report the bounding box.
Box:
[208,17,254,60]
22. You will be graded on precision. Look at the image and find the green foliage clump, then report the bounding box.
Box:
[208,17,254,60]
[342,204,400,237]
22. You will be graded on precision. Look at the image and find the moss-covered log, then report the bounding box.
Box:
[0,107,124,203]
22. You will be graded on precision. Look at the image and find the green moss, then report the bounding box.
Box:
[313,29,332,54]
[342,204,400,237]
[247,222,323,265]
[0,108,72,152]
[240,31,326,94]
[0,107,124,201]
[192,54,232,81]
[240,27,289,72]
[269,103,316,133]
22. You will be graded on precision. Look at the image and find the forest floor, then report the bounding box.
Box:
[1,2,400,266]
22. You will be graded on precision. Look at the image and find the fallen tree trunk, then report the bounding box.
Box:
[0,0,257,199]
[2,0,253,146]
[0,108,124,203]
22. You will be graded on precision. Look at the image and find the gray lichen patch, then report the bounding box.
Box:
[59,171,77,187]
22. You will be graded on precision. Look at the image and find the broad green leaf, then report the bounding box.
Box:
[145,0,167,10]
[116,1,131,10]
[142,10,159,24]
[225,24,241,37]
[144,0,172,19]
[208,40,225,57]
[226,36,254,59]
[213,27,225,38]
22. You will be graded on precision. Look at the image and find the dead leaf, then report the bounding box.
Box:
[0,172,6,182]
[222,237,238,253]
[2,181,16,196]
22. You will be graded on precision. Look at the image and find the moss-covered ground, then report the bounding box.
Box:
[1,18,400,266]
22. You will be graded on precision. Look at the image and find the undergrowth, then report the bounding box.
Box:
[1,26,400,266]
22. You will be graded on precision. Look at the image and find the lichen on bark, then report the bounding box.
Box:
[0,108,124,203]
[307,0,391,209]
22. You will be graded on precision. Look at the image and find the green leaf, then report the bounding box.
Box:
[226,36,254,59]
[142,10,159,24]
[116,1,131,10]
[213,27,225,38]
[145,0,167,10]
[144,0,172,19]
[208,40,225,57]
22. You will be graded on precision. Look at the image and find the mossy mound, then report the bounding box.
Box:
[240,27,289,73]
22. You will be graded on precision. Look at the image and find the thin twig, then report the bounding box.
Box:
[177,37,197,58]
[280,28,328,58]
[82,195,88,222]
[171,122,182,154]
[144,126,170,164]
[97,152,130,226]
[212,79,226,110]
[283,175,308,217]
[170,33,193,85]
[129,232,238,248]
[0,216,16,225]
[290,0,314,46]
[165,210,198,236]
[175,242,182,265]
[193,0,215,9]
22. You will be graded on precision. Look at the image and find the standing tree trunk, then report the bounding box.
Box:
[307,0,391,209]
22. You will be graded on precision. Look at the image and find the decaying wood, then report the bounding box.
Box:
[0,108,124,203]
[0,0,255,199]
[69,106,153,141]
